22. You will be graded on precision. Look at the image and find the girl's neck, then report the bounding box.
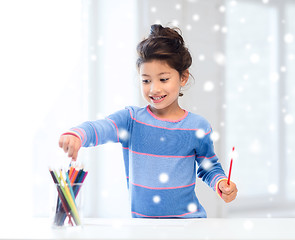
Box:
[148,105,186,121]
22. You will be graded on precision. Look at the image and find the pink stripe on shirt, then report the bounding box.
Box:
[131,181,195,190]
[88,122,98,146]
[147,105,188,122]
[132,209,198,218]
[122,147,195,158]
[107,118,120,142]
[128,108,211,133]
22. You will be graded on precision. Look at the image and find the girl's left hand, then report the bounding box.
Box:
[218,180,238,203]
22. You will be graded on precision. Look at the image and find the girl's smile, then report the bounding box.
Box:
[149,94,167,103]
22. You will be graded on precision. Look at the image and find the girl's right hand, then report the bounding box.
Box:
[58,134,81,161]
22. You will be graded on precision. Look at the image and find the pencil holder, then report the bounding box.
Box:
[51,183,84,228]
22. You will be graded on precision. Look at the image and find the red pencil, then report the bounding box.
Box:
[227,147,235,185]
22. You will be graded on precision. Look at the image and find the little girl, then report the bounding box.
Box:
[59,24,238,218]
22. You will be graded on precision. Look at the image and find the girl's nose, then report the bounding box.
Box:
[150,82,161,94]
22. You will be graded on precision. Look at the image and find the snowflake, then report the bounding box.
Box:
[160,137,165,142]
[230,1,237,6]
[154,19,161,25]
[119,129,129,141]
[196,129,205,139]
[213,24,220,32]
[246,105,252,111]
[237,86,244,92]
[90,54,97,61]
[269,72,280,82]
[243,74,249,80]
[201,160,213,170]
[159,173,169,183]
[192,14,200,21]
[245,43,252,50]
[203,81,214,92]
[150,6,157,13]
[175,4,181,10]
[198,54,205,61]
[214,52,225,65]
[221,26,228,33]
[268,184,278,194]
[210,131,220,142]
[250,53,260,63]
[186,25,192,31]
[228,148,239,160]
[172,19,179,27]
[187,203,197,212]
[250,140,261,153]
[268,123,275,131]
[280,66,287,72]
[284,33,294,44]
[219,5,226,13]
[97,38,104,46]
[267,36,274,43]
[240,18,246,23]
[153,195,161,204]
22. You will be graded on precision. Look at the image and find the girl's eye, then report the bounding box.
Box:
[160,78,169,82]
[142,79,150,84]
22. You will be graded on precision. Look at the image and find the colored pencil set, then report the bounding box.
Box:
[49,165,88,227]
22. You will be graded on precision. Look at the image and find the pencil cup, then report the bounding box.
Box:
[51,183,84,228]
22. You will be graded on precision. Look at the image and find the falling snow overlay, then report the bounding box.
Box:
[2,0,294,221]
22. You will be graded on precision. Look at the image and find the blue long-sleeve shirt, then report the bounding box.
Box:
[68,105,227,218]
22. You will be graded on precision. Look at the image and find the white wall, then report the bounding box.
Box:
[83,0,138,218]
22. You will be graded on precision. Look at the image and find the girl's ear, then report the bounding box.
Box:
[180,69,189,86]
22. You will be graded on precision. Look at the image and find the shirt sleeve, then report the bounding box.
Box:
[195,126,227,197]
[66,108,130,147]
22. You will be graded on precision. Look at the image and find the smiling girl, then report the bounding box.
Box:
[59,24,237,218]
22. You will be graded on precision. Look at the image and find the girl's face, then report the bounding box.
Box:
[139,60,188,114]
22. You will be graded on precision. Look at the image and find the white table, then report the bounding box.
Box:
[1,218,295,239]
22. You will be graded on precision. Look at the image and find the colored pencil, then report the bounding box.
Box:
[227,147,235,185]
[59,170,81,225]
[68,166,74,179]
[70,169,79,184]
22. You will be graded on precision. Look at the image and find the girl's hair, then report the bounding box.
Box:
[136,24,193,96]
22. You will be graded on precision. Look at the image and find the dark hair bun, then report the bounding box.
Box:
[149,24,184,46]
[149,24,164,36]
[136,24,192,78]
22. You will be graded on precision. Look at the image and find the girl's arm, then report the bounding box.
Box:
[58,108,131,161]
[195,127,228,195]
[195,127,238,202]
